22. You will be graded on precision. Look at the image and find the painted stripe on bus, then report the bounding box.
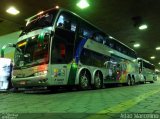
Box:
[75,38,88,63]
[67,38,88,85]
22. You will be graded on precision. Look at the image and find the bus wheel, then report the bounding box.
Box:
[94,72,103,89]
[144,77,146,84]
[79,71,90,90]
[131,78,135,86]
[12,87,19,93]
[150,81,154,83]
[127,76,131,86]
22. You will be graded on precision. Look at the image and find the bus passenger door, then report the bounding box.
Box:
[50,11,77,85]
[50,36,70,85]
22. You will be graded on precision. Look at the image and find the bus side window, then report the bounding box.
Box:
[92,34,103,43]
[56,12,77,32]
[78,20,97,39]
[104,36,110,46]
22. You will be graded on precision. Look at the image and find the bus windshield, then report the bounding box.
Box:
[14,34,50,68]
[20,9,58,36]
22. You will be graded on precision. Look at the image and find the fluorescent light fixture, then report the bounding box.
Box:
[156,47,160,50]
[133,43,140,48]
[139,24,148,30]
[77,0,90,9]
[159,63,160,65]
[6,7,20,15]
[55,6,59,9]
[150,56,155,59]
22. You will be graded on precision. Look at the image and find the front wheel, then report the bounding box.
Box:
[150,81,154,83]
[79,71,90,90]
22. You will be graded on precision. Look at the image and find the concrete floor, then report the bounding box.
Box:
[0,80,160,119]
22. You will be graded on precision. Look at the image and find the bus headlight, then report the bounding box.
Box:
[34,71,48,76]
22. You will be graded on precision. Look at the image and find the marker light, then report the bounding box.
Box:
[37,11,44,15]
[109,50,114,54]
[18,41,27,47]
[77,0,90,9]
[139,24,148,30]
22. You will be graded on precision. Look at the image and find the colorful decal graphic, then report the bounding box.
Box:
[53,68,65,77]
[105,58,136,83]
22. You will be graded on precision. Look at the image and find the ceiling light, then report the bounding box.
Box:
[55,6,59,9]
[133,43,140,48]
[77,0,90,9]
[6,7,20,15]
[139,24,148,30]
[150,56,155,59]
[159,63,160,65]
[156,47,160,50]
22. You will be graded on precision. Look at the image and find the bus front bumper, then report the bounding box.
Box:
[12,75,48,88]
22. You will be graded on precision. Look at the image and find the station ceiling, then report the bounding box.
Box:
[0,0,160,69]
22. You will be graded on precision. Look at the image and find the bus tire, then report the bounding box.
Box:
[131,77,135,86]
[12,87,19,93]
[93,72,103,89]
[127,76,132,86]
[79,70,90,90]
[144,77,146,84]
[150,81,154,83]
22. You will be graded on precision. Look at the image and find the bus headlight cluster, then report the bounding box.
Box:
[34,71,47,76]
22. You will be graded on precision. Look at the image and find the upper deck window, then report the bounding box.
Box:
[56,12,77,32]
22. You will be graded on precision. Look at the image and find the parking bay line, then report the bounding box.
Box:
[87,88,160,119]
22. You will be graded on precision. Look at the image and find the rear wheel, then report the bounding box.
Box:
[144,77,146,84]
[127,76,132,86]
[93,72,103,89]
[79,70,90,90]
[131,78,135,86]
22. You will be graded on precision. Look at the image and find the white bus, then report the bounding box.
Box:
[12,8,139,90]
[138,58,155,83]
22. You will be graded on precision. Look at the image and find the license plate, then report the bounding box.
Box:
[19,81,26,85]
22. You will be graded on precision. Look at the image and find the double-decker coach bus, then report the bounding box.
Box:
[12,8,139,90]
[138,58,155,83]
